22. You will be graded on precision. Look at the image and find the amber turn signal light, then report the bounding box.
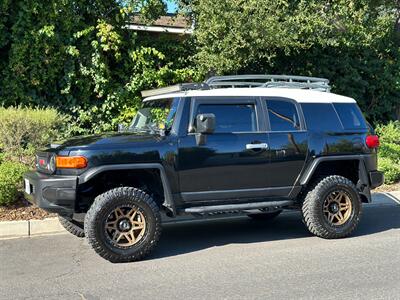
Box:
[56,156,88,169]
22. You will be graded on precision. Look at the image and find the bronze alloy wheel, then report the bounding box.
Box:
[105,206,146,248]
[323,190,353,226]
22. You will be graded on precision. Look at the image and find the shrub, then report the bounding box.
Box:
[375,121,400,145]
[376,121,400,184]
[0,107,66,162]
[378,157,400,184]
[0,161,29,206]
[378,142,400,163]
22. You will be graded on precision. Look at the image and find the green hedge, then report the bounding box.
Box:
[0,0,196,135]
[0,107,65,206]
[0,161,29,206]
[0,107,65,163]
[376,121,400,184]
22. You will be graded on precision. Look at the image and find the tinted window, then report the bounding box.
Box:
[334,103,367,129]
[301,103,342,132]
[196,104,257,133]
[267,100,300,131]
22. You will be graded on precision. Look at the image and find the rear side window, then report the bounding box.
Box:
[333,103,367,130]
[266,100,300,131]
[301,103,342,132]
[196,103,257,133]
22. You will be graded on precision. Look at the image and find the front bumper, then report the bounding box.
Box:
[23,171,78,216]
[369,170,384,189]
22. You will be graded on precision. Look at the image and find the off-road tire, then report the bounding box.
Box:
[302,175,362,239]
[84,187,162,263]
[247,210,282,221]
[58,216,85,238]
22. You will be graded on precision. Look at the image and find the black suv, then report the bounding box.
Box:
[24,75,384,263]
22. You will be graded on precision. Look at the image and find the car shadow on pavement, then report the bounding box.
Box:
[150,201,400,260]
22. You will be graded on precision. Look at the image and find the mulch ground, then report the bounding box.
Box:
[0,194,56,221]
[0,181,399,222]
[373,181,400,193]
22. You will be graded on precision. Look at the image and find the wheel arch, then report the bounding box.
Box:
[78,163,175,215]
[299,155,371,203]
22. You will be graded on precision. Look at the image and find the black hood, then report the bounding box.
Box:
[51,132,162,150]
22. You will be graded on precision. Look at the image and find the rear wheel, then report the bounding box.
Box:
[84,187,161,263]
[302,175,362,239]
[58,216,84,238]
[247,210,282,221]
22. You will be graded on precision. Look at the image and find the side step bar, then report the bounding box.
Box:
[183,200,294,214]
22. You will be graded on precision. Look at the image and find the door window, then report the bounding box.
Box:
[196,103,257,133]
[266,100,300,131]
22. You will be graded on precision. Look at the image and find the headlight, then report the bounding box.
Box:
[48,155,56,173]
[36,152,56,174]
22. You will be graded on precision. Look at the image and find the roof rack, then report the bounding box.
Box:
[141,82,209,98]
[206,75,331,92]
[141,74,331,98]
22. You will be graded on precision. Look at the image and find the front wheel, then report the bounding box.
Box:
[302,175,362,239]
[58,216,85,238]
[84,187,162,263]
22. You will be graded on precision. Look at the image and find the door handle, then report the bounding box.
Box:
[246,143,269,150]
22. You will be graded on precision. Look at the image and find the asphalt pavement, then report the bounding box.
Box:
[1,194,399,300]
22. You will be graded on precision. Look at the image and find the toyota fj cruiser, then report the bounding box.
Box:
[23,75,384,263]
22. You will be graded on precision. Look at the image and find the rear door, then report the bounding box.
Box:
[177,97,271,202]
[263,98,308,195]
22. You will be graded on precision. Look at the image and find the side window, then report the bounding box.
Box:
[301,103,342,132]
[196,103,257,133]
[333,103,367,130]
[266,100,300,131]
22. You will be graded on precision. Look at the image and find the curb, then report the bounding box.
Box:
[0,217,65,239]
[0,191,399,240]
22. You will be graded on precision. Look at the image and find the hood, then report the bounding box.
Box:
[51,132,163,150]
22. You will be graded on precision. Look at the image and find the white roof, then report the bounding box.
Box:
[143,88,356,103]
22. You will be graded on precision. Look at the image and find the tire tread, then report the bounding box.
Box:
[301,175,362,239]
[58,216,85,238]
[84,187,162,263]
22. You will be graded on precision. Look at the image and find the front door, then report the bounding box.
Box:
[177,97,271,202]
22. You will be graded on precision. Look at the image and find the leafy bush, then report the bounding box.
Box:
[0,161,29,206]
[378,157,400,184]
[0,0,196,135]
[376,121,400,145]
[376,121,400,184]
[190,0,400,123]
[0,107,65,161]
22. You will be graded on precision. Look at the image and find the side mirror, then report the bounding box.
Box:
[195,114,215,145]
[196,113,216,134]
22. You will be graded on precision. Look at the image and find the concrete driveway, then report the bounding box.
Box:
[0,193,399,299]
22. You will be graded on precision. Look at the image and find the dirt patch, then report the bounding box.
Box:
[0,195,56,221]
[373,181,400,193]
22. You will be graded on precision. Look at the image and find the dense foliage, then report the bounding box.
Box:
[0,161,28,205]
[0,107,64,163]
[0,107,67,206]
[0,0,197,134]
[376,121,400,183]
[187,0,400,123]
[1,0,399,129]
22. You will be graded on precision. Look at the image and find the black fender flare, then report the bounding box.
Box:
[78,163,176,215]
[299,155,372,202]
